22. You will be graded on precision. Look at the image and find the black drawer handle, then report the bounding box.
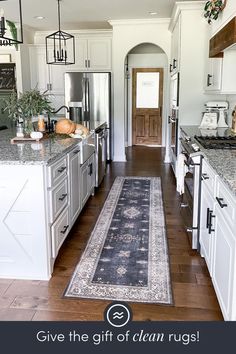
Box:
[73,150,80,155]
[216,197,227,208]
[88,163,93,176]
[169,64,173,73]
[59,193,67,201]
[201,173,209,181]
[173,58,177,69]
[57,166,67,173]
[208,210,215,234]
[60,225,69,234]
[207,74,212,87]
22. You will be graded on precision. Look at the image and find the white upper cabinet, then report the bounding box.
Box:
[87,38,112,70]
[29,46,49,92]
[73,37,112,71]
[28,32,112,99]
[204,57,222,92]
[170,16,180,75]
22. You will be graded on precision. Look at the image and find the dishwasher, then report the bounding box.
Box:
[95,126,107,187]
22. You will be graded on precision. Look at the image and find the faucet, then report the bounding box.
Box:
[52,105,69,114]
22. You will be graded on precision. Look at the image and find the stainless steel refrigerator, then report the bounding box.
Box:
[64,72,112,160]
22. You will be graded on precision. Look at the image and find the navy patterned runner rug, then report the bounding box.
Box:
[64,177,172,304]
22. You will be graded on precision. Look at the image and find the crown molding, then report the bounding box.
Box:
[33,28,112,41]
[108,18,170,27]
[169,1,205,31]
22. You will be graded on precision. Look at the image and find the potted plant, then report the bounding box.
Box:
[4,88,53,134]
[204,0,227,24]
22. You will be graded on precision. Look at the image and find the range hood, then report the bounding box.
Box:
[209,16,236,58]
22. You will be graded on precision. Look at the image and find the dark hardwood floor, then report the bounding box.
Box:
[0,146,223,321]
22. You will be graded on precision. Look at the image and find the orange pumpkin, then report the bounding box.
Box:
[55,119,76,134]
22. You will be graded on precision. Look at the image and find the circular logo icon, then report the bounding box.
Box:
[104,302,132,328]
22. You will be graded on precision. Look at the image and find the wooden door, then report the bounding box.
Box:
[132,68,163,146]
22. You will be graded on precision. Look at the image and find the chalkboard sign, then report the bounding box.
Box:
[0,63,16,90]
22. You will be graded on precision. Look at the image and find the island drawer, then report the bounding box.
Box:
[51,206,70,258]
[47,156,68,188]
[48,177,69,223]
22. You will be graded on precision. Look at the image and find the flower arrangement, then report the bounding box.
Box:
[4,88,53,120]
[204,0,227,24]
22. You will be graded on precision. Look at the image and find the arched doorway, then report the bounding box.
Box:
[124,43,168,147]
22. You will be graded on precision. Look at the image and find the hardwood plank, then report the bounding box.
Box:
[0,308,35,321]
[32,310,102,321]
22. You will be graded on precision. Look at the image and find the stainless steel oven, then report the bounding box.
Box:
[179,133,202,250]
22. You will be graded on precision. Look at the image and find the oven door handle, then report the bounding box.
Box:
[184,160,195,169]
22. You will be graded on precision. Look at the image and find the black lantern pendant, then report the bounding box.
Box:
[46,0,75,65]
[0,0,23,47]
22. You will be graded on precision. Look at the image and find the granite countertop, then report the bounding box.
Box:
[0,128,82,166]
[180,125,236,197]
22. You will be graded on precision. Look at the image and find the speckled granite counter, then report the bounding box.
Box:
[180,125,236,197]
[0,128,81,165]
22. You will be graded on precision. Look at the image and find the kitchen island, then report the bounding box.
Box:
[0,127,95,280]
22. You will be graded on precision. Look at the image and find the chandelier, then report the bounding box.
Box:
[0,0,23,47]
[46,0,75,65]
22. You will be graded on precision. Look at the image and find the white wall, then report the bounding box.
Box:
[126,52,168,146]
[109,19,171,162]
[210,0,236,35]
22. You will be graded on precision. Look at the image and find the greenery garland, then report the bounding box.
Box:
[204,0,227,24]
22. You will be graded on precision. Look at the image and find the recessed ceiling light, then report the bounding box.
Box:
[34,16,45,20]
[149,12,158,16]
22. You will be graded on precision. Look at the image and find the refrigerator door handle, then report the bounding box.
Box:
[86,78,90,120]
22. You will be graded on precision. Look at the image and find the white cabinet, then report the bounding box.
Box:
[204,51,236,94]
[29,46,49,92]
[199,159,236,320]
[51,206,70,258]
[204,57,222,92]
[212,206,236,320]
[74,37,112,71]
[199,184,215,274]
[68,146,81,226]
[170,16,180,75]
[29,45,66,94]
[81,153,95,208]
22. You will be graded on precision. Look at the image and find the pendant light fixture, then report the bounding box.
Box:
[46,0,75,65]
[0,0,23,47]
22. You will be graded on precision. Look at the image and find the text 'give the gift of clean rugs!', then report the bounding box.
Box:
[64,177,173,304]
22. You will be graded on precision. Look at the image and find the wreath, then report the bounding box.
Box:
[204,0,227,24]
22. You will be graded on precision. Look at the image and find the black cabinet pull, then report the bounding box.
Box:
[173,59,177,69]
[59,193,67,201]
[206,207,210,229]
[169,64,173,73]
[60,225,69,234]
[216,197,227,208]
[201,173,210,181]
[88,163,93,176]
[208,210,215,234]
[73,150,80,155]
[207,74,213,87]
[57,166,66,173]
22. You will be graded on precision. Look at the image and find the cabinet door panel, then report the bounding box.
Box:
[199,184,214,274]
[81,162,89,207]
[212,209,235,320]
[29,47,49,91]
[87,39,111,70]
[73,38,87,70]
[68,148,81,225]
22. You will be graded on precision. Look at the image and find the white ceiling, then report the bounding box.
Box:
[3,0,201,30]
